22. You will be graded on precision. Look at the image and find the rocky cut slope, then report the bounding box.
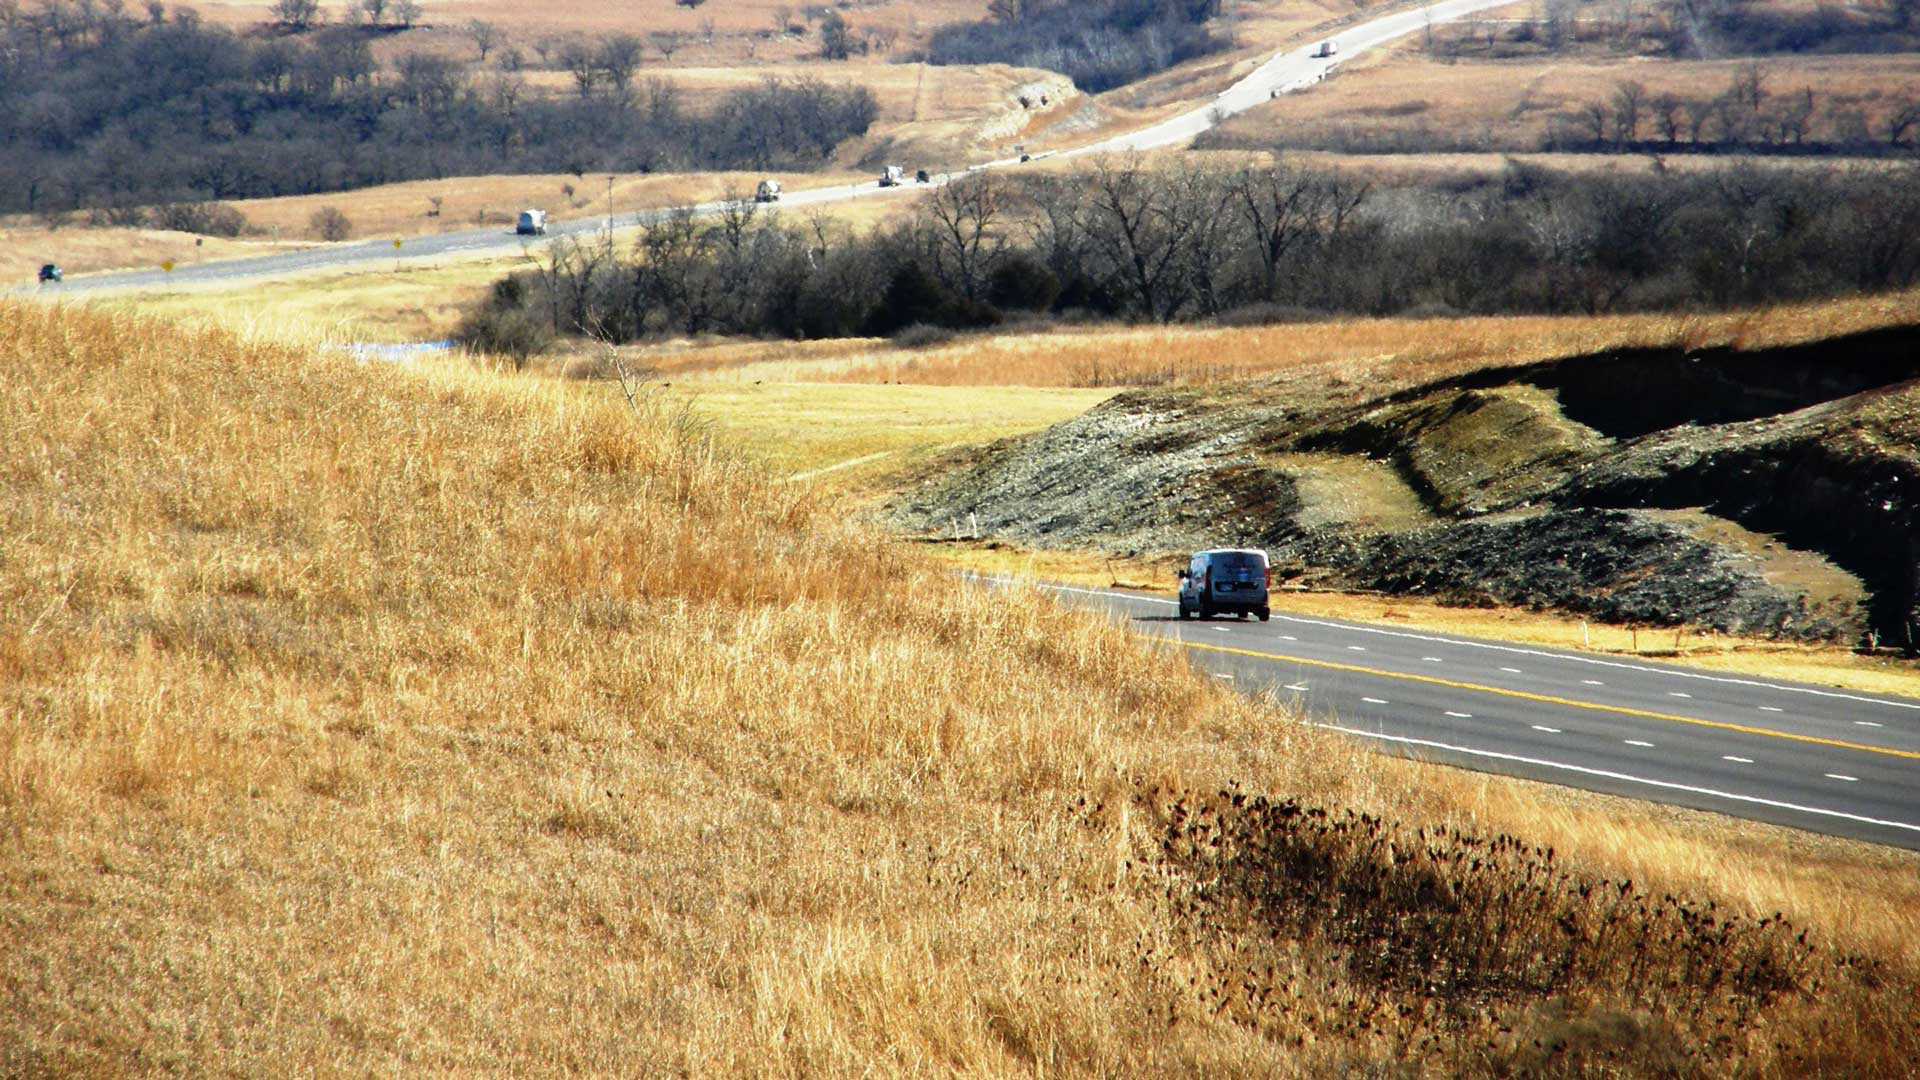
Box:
[895,325,1920,645]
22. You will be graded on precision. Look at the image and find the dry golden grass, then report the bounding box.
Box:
[1213,47,1920,150]
[5,299,1917,1072]
[664,287,1920,388]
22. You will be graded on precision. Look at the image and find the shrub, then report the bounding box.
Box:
[153,201,251,238]
[890,323,958,349]
[454,298,555,367]
[310,207,353,242]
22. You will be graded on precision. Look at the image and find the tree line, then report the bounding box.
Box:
[457,156,1920,360]
[0,4,878,214]
[922,0,1228,94]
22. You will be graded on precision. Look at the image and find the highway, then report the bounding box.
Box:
[52,0,1520,295]
[1029,581,1920,851]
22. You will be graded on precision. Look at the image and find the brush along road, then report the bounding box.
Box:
[1011,579,1920,851]
[51,0,1519,294]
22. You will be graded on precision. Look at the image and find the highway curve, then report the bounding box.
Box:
[1033,581,1920,850]
[52,0,1520,295]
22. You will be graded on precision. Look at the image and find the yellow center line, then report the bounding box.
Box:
[1178,639,1920,763]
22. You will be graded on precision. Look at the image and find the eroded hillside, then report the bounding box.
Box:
[897,326,1920,645]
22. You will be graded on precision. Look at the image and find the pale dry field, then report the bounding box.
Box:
[660,288,1920,388]
[5,298,1918,1072]
[1212,47,1920,150]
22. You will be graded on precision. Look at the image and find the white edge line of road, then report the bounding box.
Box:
[1023,580,1920,714]
[1319,722,1920,837]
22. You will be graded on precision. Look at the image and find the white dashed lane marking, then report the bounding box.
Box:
[1445,711,1473,719]
[1856,721,1884,728]
[1283,683,1310,692]
[1500,667,1523,674]
[1280,635,1298,641]
[1532,725,1562,734]
[1583,679,1604,686]
[1827,773,1860,783]
[1423,657,1444,663]
[1670,692,1693,699]
[1361,697,1389,705]
[1212,673,1234,680]
[1347,646,1368,652]
[1624,740,1655,747]
[1758,706,1783,713]
[1724,756,1754,764]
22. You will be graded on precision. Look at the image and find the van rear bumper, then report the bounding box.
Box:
[1204,593,1269,614]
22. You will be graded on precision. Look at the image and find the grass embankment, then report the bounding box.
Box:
[4,301,1917,1072]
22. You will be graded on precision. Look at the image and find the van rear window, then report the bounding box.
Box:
[1213,553,1265,571]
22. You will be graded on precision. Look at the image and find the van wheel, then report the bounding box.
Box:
[1199,604,1213,621]
[1258,608,1271,622]
[1178,602,1192,620]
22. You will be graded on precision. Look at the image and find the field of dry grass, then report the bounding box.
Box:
[6,298,1918,1072]
[1210,43,1920,152]
[659,287,1920,389]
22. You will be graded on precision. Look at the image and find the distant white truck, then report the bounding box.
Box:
[515,209,548,236]
[878,165,906,187]
[755,179,782,202]
[1311,40,1337,58]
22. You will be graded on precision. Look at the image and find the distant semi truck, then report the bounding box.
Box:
[1312,40,1337,58]
[515,209,548,236]
[755,180,782,202]
[878,165,906,187]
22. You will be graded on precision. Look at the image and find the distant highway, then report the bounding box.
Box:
[52,0,1519,295]
[1032,581,1920,851]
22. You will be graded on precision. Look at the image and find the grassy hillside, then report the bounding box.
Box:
[4,300,1917,1072]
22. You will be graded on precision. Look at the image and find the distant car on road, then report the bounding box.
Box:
[879,165,906,187]
[915,169,930,183]
[1179,548,1271,621]
[1311,40,1337,58]
[755,179,783,202]
[37,263,63,284]
[515,209,548,236]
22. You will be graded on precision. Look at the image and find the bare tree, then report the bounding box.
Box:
[1888,96,1920,146]
[650,30,685,60]
[1611,80,1646,143]
[1650,92,1684,143]
[559,40,598,97]
[270,0,320,29]
[599,34,644,98]
[1079,157,1222,322]
[392,0,421,29]
[1226,162,1368,301]
[1579,100,1611,144]
[357,0,386,28]
[921,174,1008,301]
[467,18,498,61]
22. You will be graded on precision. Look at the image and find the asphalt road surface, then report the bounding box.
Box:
[1030,581,1920,851]
[51,0,1519,295]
